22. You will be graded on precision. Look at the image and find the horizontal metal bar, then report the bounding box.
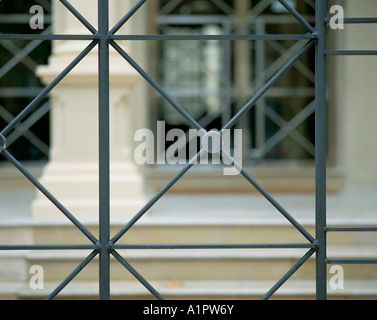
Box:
[111,243,317,250]
[325,17,377,24]
[326,227,377,232]
[0,34,98,41]
[0,244,100,250]
[326,259,377,265]
[0,87,45,98]
[325,50,377,55]
[157,14,230,25]
[0,26,52,79]
[111,34,316,41]
[0,14,52,24]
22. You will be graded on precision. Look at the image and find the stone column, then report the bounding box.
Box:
[32,0,148,219]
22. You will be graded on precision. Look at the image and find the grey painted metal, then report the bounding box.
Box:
[59,0,97,34]
[326,227,377,232]
[326,259,377,265]
[109,0,148,35]
[0,27,52,79]
[0,34,98,41]
[238,165,315,243]
[325,50,377,55]
[111,151,203,244]
[112,243,317,250]
[315,0,327,301]
[277,0,315,33]
[111,34,316,41]
[1,149,98,244]
[110,41,205,131]
[1,41,97,137]
[0,244,100,250]
[111,250,164,300]
[325,17,377,24]
[262,248,316,300]
[98,0,111,301]
[0,133,6,152]
[46,250,99,300]
[0,102,50,156]
[221,40,314,131]
[1,0,376,301]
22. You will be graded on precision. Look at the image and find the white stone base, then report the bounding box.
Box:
[31,162,148,219]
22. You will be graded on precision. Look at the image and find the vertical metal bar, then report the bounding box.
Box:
[98,0,110,300]
[255,20,266,155]
[221,21,232,127]
[315,0,327,300]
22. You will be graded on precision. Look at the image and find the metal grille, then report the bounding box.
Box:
[1,0,377,300]
[0,1,51,161]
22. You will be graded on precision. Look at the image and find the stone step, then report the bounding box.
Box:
[28,218,377,247]
[18,279,377,300]
[25,246,377,283]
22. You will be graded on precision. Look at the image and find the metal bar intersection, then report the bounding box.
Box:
[0,0,321,301]
[1,0,375,300]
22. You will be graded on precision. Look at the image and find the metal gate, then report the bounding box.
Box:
[1,0,377,300]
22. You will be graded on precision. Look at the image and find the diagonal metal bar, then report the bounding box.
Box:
[159,0,184,15]
[110,40,203,131]
[263,100,316,156]
[1,40,98,137]
[277,0,315,33]
[0,27,52,79]
[221,40,314,131]
[211,0,235,15]
[110,249,164,300]
[248,0,272,20]
[59,0,97,34]
[261,248,316,300]
[111,150,204,244]
[259,39,315,85]
[45,250,99,300]
[0,103,50,156]
[1,149,99,244]
[222,149,315,243]
[109,0,148,35]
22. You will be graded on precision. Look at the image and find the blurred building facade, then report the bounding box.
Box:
[0,0,377,299]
